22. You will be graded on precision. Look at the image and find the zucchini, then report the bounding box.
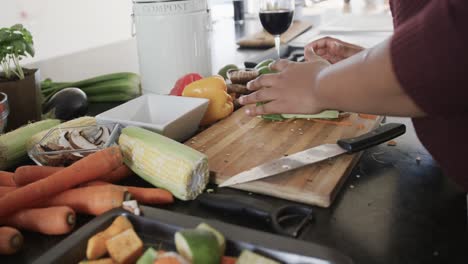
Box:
[196,223,226,255]
[175,229,221,264]
[137,247,158,264]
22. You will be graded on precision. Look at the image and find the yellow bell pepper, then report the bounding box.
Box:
[182,76,234,126]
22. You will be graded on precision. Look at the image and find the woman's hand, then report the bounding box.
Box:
[239,48,331,116]
[305,37,364,63]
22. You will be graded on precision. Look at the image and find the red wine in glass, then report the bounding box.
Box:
[259,10,294,36]
[259,0,295,58]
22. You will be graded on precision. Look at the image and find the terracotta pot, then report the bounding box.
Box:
[0,68,42,131]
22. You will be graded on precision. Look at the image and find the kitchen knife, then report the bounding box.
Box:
[219,123,405,187]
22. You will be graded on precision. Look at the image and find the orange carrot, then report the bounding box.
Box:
[40,185,130,216]
[0,186,16,197]
[13,166,62,186]
[0,206,76,235]
[312,119,353,127]
[0,171,16,187]
[13,164,133,186]
[84,181,174,205]
[221,256,238,264]
[0,146,123,217]
[99,164,134,183]
[358,113,378,120]
[0,227,23,255]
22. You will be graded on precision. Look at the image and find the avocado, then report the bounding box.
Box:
[217,64,239,80]
[254,59,275,70]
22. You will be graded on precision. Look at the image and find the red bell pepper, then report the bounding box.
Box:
[169,73,203,96]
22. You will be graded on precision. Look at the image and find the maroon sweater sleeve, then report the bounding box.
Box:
[390,0,468,116]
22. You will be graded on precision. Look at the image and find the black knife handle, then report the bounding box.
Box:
[337,123,406,153]
[198,193,272,220]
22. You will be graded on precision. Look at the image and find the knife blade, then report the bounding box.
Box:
[219,123,406,187]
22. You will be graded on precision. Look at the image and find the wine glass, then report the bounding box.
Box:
[259,0,295,58]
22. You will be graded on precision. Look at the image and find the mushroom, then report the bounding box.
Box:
[80,126,103,144]
[58,131,72,149]
[68,130,99,150]
[95,126,111,146]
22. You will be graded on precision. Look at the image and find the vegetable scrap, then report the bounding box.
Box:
[358,113,378,120]
[81,217,281,264]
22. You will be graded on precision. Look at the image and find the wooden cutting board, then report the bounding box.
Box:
[185,110,382,207]
[237,20,312,48]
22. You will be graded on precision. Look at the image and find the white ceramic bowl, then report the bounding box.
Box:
[96,94,209,142]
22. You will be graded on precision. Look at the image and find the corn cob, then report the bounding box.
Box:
[0,119,60,170]
[118,127,209,200]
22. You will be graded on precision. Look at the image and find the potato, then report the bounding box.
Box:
[86,216,133,260]
[106,229,143,264]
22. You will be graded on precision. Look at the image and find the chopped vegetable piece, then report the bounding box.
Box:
[175,229,221,264]
[311,119,353,127]
[196,223,226,255]
[358,113,378,120]
[221,256,238,264]
[154,252,189,264]
[136,247,158,264]
[119,127,209,200]
[105,228,143,264]
[86,215,133,260]
[235,250,280,264]
[281,110,340,119]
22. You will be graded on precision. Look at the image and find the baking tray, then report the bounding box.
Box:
[33,206,353,264]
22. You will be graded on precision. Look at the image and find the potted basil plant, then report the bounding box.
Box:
[0,24,41,131]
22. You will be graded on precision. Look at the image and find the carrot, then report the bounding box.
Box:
[99,164,134,183]
[84,181,174,205]
[221,256,238,264]
[13,164,133,186]
[0,146,123,217]
[312,119,353,127]
[0,171,16,187]
[0,206,76,235]
[40,185,131,216]
[358,113,378,120]
[0,227,23,255]
[0,186,16,197]
[13,165,62,186]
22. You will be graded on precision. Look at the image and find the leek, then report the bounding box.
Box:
[0,119,60,170]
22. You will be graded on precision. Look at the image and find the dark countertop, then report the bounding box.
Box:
[4,10,468,264]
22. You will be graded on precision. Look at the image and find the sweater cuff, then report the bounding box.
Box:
[390,0,468,116]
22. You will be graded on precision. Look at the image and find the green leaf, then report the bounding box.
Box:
[25,43,34,57]
[12,40,26,55]
[11,24,24,31]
